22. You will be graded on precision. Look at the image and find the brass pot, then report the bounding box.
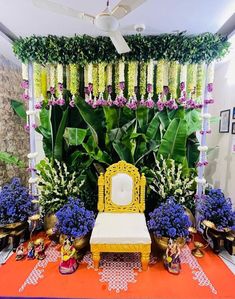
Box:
[184,207,196,227]
[43,214,58,232]
[59,234,90,250]
[154,235,186,252]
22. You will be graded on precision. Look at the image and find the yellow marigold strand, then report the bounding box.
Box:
[33,63,41,99]
[156,60,164,94]
[168,61,179,99]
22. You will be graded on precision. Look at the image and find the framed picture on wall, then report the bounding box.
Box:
[232,122,235,134]
[233,107,235,119]
[219,109,230,133]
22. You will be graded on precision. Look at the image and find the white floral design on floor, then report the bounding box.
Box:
[181,246,217,294]
[19,243,60,292]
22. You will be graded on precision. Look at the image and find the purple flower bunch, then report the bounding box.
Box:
[148,197,191,239]
[199,188,235,230]
[0,178,33,224]
[56,197,95,238]
[113,95,127,107]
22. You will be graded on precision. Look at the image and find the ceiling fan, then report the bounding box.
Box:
[32,0,147,54]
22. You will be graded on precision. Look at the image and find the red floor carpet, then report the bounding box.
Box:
[0,238,234,299]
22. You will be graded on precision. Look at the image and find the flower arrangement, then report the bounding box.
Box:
[56,197,95,238]
[37,158,84,215]
[0,178,33,224]
[199,188,235,230]
[149,156,196,211]
[148,197,191,238]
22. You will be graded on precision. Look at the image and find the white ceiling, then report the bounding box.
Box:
[0,0,235,63]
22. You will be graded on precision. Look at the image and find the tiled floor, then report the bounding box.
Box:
[219,250,235,274]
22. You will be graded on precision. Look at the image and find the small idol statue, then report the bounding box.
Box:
[59,236,78,274]
[34,238,46,260]
[163,238,181,275]
[15,244,25,261]
[27,241,35,260]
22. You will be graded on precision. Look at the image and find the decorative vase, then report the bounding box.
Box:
[43,213,58,233]
[184,207,196,228]
[154,235,186,253]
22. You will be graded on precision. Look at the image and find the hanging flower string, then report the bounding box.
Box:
[56,64,65,106]
[69,64,78,108]
[106,64,113,106]
[85,63,93,106]
[96,62,106,107]
[48,65,56,106]
[113,61,127,107]
[21,63,29,102]
[126,61,138,110]
[145,60,155,108]
[139,62,147,106]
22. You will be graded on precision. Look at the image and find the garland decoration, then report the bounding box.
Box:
[139,62,147,105]
[126,61,137,110]
[186,64,197,98]
[196,64,204,99]
[113,61,127,107]
[106,64,113,105]
[33,63,42,109]
[13,34,229,65]
[41,66,47,102]
[145,60,154,108]
[49,65,56,105]
[92,64,99,107]
[21,63,29,102]
[97,62,106,107]
[56,64,65,106]
[168,61,178,99]
[156,60,164,95]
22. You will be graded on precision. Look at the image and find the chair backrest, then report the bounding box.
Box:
[97,161,146,213]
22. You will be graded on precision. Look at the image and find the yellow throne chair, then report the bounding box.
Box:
[90,160,151,270]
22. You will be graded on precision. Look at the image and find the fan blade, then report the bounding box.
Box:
[108,31,131,54]
[111,0,147,20]
[32,0,95,23]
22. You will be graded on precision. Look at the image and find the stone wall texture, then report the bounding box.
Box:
[0,55,28,186]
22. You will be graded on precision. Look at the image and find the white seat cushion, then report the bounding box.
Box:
[90,213,151,244]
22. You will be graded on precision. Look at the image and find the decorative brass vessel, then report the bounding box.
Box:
[191,241,205,258]
[43,214,58,232]
[154,235,186,252]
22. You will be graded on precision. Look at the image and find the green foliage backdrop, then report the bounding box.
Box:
[13,33,229,65]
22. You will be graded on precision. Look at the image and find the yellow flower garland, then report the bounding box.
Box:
[106,64,112,86]
[69,64,78,95]
[186,64,197,96]
[92,64,99,97]
[168,61,178,99]
[98,62,105,93]
[163,60,169,87]
[33,63,41,99]
[128,61,136,97]
[196,64,205,98]
[57,64,63,84]
[41,66,47,100]
[49,65,56,88]
[66,65,70,90]
[139,62,147,98]
[156,60,164,94]
[114,63,120,95]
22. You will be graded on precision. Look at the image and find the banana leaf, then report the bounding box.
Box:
[157,118,187,163]
[146,113,161,140]
[136,107,149,131]
[113,140,134,163]
[103,106,118,131]
[64,127,87,146]
[186,133,200,167]
[10,100,26,121]
[0,152,25,168]
[158,110,170,130]
[54,108,69,160]
[185,110,201,136]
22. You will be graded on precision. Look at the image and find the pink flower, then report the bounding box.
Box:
[107,85,112,94]
[35,102,42,109]
[119,82,125,91]
[180,82,185,91]
[21,93,29,101]
[145,98,155,109]
[147,84,153,94]
[113,95,127,107]
[126,98,138,110]
[156,100,165,111]
[50,87,55,94]
[57,99,65,106]
[139,99,146,107]
[87,83,93,93]
[48,99,56,106]
[20,80,29,89]
[32,123,38,129]
[207,83,213,93]
[24,124,30,132]
[204,99,214,104]
[85,97,93,106]
[58,83,63,92]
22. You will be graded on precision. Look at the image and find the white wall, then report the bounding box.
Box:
[206,56,235,207]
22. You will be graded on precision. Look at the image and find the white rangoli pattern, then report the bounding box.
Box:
[19,244,60,292]
[18,244,217,295]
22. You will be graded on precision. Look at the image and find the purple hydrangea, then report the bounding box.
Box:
[199,188,235,230]
[148,197,191,238]
[56,197,95,238]
[0,178,33,224]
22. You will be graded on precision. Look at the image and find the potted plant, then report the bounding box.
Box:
[36,158,84,232]
[0,178,33,249]
[56,197,95,255]
[147,197,191,252]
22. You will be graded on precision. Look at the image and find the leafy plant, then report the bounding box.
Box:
[56,197,95,238]
[0,152,25,168]
[0,178,33,224]
[149,156,196,211]
[199,188,235,230]
[147,197,191,238]
[13,33,229,65]
[36,158,85,215]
